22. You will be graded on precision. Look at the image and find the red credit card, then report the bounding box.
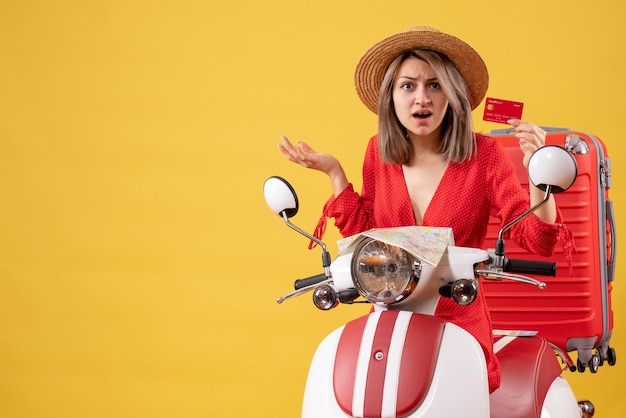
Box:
[482,97,524,124]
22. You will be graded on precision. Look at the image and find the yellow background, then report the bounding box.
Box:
[1,0,624,416]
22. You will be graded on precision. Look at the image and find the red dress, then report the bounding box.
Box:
[315,133,571,393]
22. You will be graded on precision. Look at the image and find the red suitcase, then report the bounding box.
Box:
[482,128,616,372]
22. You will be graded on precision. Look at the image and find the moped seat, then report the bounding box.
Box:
[490,335,562,418]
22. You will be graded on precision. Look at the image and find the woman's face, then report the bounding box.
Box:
[392,56,449,141]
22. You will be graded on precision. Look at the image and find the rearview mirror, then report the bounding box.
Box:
[263,176,299,218]
[528,145,577,193]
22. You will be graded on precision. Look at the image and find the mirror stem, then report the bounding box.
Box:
[494,186,552,270]
[281,211,332,277]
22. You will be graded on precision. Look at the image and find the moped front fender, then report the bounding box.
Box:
[302,311,490,418]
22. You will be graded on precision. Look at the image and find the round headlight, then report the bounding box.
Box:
[351,238,418,304]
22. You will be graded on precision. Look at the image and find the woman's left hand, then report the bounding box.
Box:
[507,119,546,168]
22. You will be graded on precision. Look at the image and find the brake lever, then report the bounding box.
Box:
[476,269,546,290]
[276,278,333,304]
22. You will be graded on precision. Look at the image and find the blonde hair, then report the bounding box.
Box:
[377,49,476,164]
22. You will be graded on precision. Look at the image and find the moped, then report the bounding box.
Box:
[264,145,595,418]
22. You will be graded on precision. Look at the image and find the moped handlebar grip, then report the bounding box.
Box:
[294,273,327,290]
[504,258,556,277]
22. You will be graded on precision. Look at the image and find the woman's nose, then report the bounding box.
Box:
[414,86,431,105]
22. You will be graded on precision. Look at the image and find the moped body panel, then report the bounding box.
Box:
[302,311,490,418]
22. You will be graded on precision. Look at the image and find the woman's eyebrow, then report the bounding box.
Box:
[397,75,438,82]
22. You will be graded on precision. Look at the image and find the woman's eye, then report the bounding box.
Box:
[429,82,441,89]
[400,83,413,90]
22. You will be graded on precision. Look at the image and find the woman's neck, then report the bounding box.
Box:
[407,129,443,160]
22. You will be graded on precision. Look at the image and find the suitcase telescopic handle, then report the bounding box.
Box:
[488,126,570,135]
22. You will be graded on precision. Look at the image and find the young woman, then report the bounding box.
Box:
[278,26,572,393]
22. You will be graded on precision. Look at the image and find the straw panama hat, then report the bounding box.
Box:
[354,26,489,113]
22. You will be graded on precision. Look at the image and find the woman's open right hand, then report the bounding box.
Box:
[277,135,349,196]
[278,135,340,175]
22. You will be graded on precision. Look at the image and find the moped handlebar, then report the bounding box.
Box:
[294,273,328,290]
[503,257,556,277]
[477,256,556,290]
